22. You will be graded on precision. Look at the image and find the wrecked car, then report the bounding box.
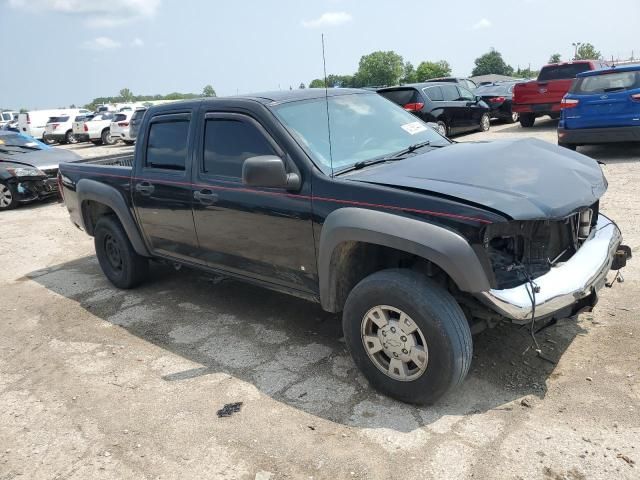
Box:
[57,89,630,404]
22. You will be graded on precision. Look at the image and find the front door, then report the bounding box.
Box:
[191,111,316,293]
[132,111,199,261]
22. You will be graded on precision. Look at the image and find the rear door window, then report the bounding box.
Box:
[146,118,190,171]
[49,116,70,123]
[538,63,592,81]
[441,84,460,101]
[571,71,640,94]
[457,87,475,101]
[423,86,443,101]
[378,89,422,107]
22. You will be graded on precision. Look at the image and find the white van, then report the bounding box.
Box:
[0,111,18,128]
[19,108,89,141]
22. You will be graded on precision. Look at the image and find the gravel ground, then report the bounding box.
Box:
[1,123,639,480]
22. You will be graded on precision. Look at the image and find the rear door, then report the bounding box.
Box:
[565,70,640,129]
[132,110,199,261]
[191,110,316,292]
[440,84,467,132]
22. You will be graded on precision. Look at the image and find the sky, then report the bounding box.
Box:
[1,0,639,109]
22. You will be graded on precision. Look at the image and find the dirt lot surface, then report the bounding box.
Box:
[1,121,639,479]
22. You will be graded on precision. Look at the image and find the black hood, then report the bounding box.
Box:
[0,147,81,170]
[345,138,607,220]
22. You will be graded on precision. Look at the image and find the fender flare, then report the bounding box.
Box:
[318,208,491,312]
[76,178,150,257]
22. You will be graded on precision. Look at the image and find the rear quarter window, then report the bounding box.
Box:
[113,114,127,122]
[571,71,640,94]
[423,86,443,101]
[378,89,422,107]
[538,63,592,81]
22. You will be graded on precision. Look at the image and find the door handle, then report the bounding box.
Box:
[135,182,155,195]
[193,189,218,205]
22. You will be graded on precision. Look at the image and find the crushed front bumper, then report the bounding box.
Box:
[478,214,627,321]
[17,178,58,203]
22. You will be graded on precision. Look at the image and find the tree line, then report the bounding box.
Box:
[82,85,217,111]
[306,43,603,89]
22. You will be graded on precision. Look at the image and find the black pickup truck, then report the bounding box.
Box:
[58,89,629,404]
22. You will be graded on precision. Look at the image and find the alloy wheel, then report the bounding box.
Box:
[0,184,13,208]
[481,114,490,131]
[360,305,429,382]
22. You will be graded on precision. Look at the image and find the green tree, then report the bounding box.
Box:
[202,85,216,97]
[299,82,306,89]
[548,53,562,63]
[415,60,452,81]
[119,88,134,102]
[401,62,417,84]
[356,51,405,87]
[575,43,601,60]
[471,49,514,76]
[309,79,326,88]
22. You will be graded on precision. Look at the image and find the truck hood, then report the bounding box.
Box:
[344,138,606,220]
[0,147,81,171]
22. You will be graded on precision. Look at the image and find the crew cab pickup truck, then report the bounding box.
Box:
[512,61,608,127]
[58,89,630,404]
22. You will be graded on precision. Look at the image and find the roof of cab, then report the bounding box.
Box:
[577,63,640,77]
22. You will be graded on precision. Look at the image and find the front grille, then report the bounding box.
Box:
[42,168,58,179]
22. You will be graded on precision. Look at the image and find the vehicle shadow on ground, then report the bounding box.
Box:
[26,256,587,432]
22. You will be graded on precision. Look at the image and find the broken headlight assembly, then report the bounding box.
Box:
[7,166,45,177]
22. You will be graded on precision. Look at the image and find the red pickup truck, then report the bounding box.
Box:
[512,60,608,127]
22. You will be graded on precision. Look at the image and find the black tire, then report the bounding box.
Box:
[123,140,135,146]
[519,113,535,128]
[101,128,116,146]
[436,120,448,137]
[559,143,577,151]
[478,113,491,132]
[65,130,77,144]
[94,216,149,289]
[0,181,19,211]
[342,269,472,405]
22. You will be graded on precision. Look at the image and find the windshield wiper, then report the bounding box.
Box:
[382,140,433,160]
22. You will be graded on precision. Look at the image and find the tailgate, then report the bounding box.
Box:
[72,121,85,134]
[513,80,573,106]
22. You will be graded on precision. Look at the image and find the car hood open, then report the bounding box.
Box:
[344,138,607,220]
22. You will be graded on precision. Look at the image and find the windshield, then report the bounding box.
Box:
[271,93,448,173]
[476,83,515,95]
[570,70,640,94]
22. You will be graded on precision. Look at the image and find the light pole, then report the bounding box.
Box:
[572,42,582,60]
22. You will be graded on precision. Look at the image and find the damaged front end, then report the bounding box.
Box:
[9,167,59,204]
[477,205,630,323]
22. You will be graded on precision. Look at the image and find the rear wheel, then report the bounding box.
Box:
[342,269,472,404]
[519,113,535,128]
[65,130,77,144]
[94,216,149,289]
[478,113,491,132]
[436,121,448,137]
[0,181,19,210]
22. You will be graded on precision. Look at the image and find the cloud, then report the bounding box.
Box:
[8,0,160,27]
[131,38,144,47]
[82,36,122,50]
[302,12,352,28]
[472,18,492,30]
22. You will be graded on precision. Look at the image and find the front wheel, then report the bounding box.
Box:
[506,112,519,123]
[519,113,535,128]
[65,130,77,144]
[342,269,472,404]
[0,181,19,210]
[101,129,116,146]
[478,113,490,132]
[94,216,149,289]
[436,121,448,137]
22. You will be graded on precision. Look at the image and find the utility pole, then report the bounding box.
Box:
[572,42,582,60]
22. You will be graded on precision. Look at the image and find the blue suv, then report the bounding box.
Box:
[558,64,640,150]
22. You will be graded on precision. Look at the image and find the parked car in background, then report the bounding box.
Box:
[74,112,116,145]
[475,81,521,123]
[558,64,640,150]
[44,112,93,145]
[512,61,607,127]
[378,82,491,136]
[3,117,19,132]
[71,114,95,142]
[425,77,477,92]
[18,108,90,142]
[129,107,147,141]
[1,111,18,128]
[0,130,80,210]
[110,111,135,145]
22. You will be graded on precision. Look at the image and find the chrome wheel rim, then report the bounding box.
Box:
[481,115,490,131]
[437,123,447,136]
[511,112,519,122]
[67,132,77,144]
[0,184,13,208]
[361,305,429,382]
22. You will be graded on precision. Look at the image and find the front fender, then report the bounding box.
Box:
[318,208,491,312]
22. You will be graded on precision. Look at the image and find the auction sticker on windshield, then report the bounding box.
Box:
[401,122,428,135]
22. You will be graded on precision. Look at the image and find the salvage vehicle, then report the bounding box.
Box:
[378,83,491,136]
[18,108,90,142]
[512,61,608,127]
[44,112,93,145]
[475,81,520,123]
[58,90,630,404]
[74,112,116,145]
[0,131,80,210]
[558,64,640,150]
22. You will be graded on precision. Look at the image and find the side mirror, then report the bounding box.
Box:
[242,155,300,190]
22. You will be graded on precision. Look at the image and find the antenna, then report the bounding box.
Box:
[322,34,334,177]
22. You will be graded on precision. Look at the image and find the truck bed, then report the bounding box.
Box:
[69,152,134,168]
